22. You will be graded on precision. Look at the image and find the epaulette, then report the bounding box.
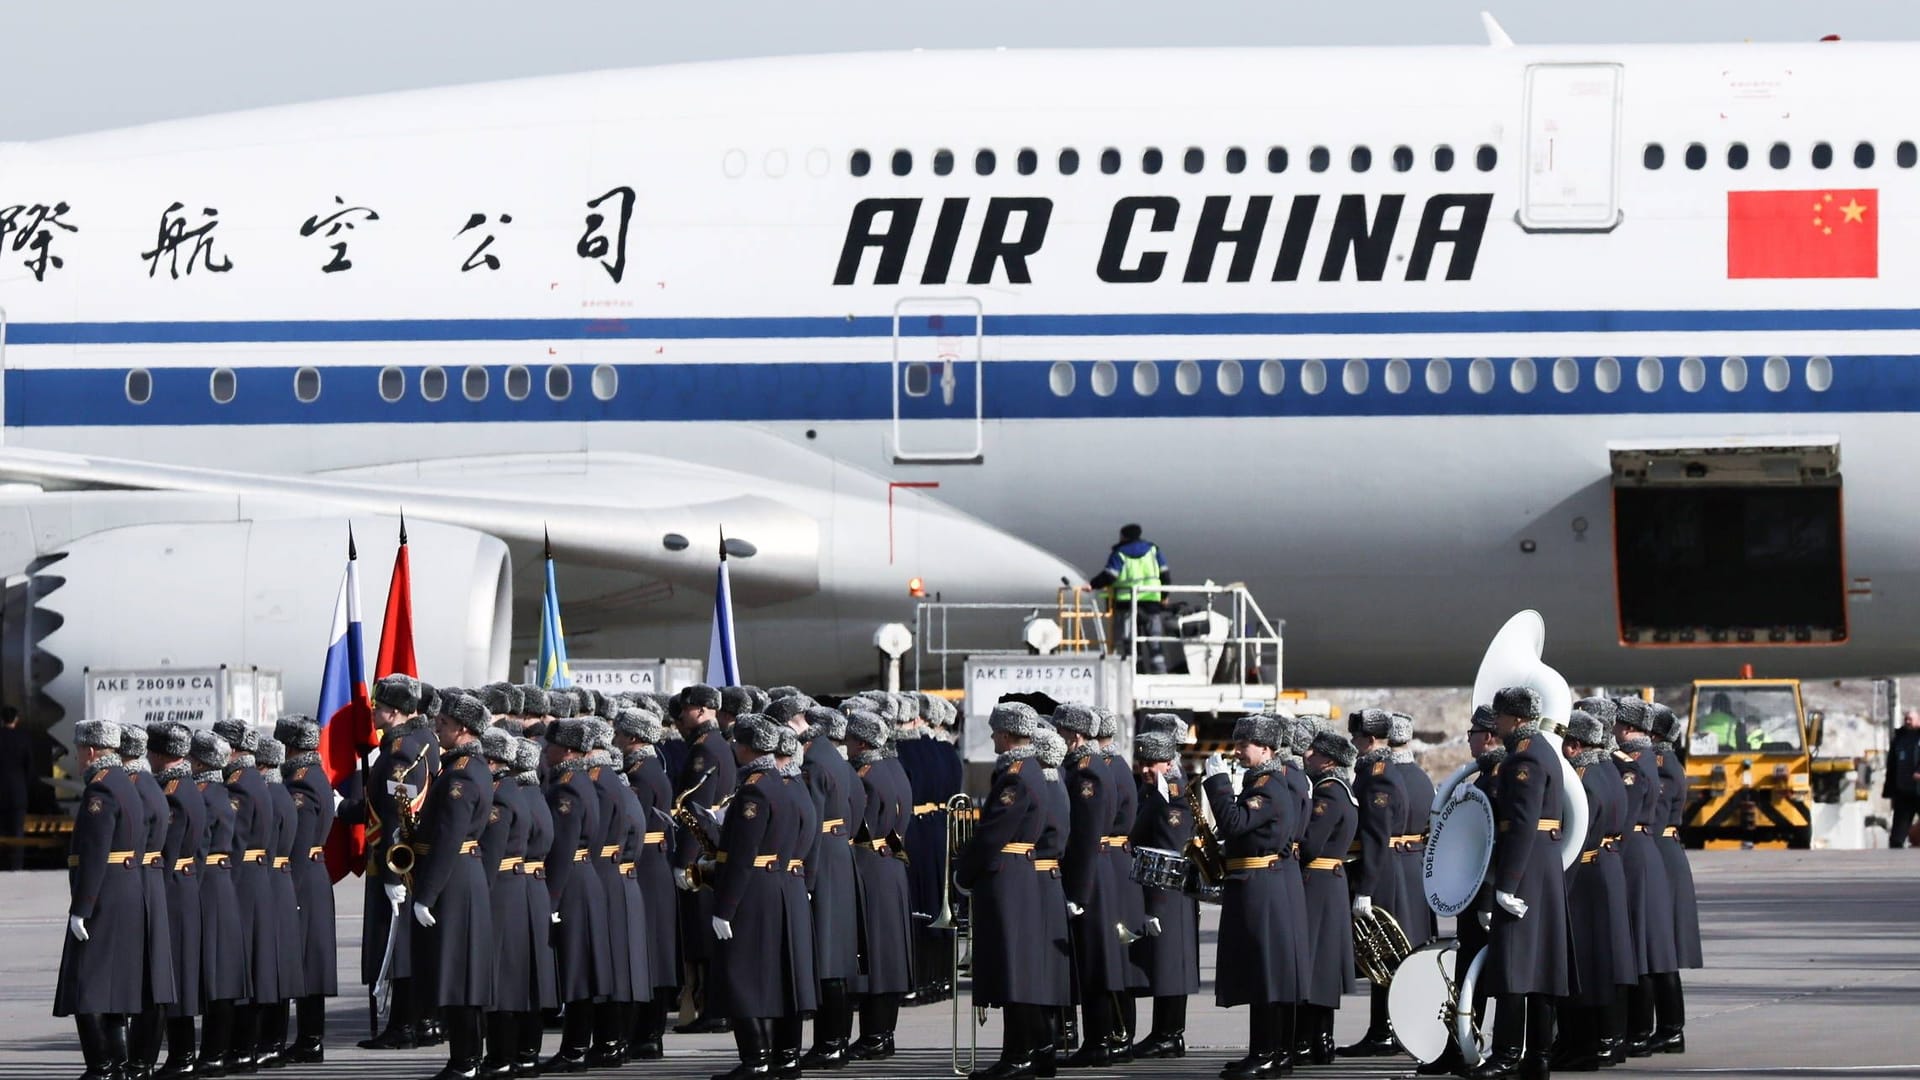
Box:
[1577,766,1588,777]
[589,767,602,781]
[1254,774,1270,788]
[858,765,871,777]
[747,772,764,785]
[1078,756,1093,770]
[1007,760,1024,775]
[164,780,179,795]
[1612,751,1633,762]
[1655,754,1666,767]
[1517,738,1532,752]
[1371,760,1387,775]
[293,767,308,781]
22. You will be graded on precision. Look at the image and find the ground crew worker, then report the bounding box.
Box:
[275,716,335,1065]
[957,703,1072,1080]
[251,736,302,1069]
[145,722,205,1080]
[1338,708,1408,1059]
[1555,709,1636,1070]
[1467,687,1571,1080]
[1127,727,1198,1060]
[670,684,734,1034]
[1888,710,1920,847]
[188,730,244,1075]
[614,705,679,1061]
[118,724,178,1079]
[1053,703,1130,1068]
[1202,714,1308,1080]
[1087,524,1172,673]
[213,718,278,1073]
[1692,692,1758,753]
[411,692,498,1080]
[541,717,610,1072]
[55,720,145,1080]
[1611,699,1679,1059]
[1299,728,1358,1067]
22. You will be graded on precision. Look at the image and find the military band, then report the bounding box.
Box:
[53,677,1705,1080]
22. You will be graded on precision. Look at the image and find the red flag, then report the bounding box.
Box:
[375,517,418,680]
[1728,189,1877,279]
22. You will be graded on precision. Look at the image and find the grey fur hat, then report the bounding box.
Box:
[1051,702,1099,737]
[774,726,801,758]
[573,688,600,718]
[988,702,1043,739]
[1647,703,1680,741]
[1574,696,1618,727]
[117,724,148,758]
[146,721,193,760]
[1033,726,1067,768]
[1232,713,1283,749]
[1289,716,1322,755]
[927,695,958,728]
[445,693,491,735]
[1614,697,1654,733]
[521,687,551,718]
[1469,705,1500,734]
[747,687,772,714]
[188,728,230,769]
[1493,686,1543,722]
[1133,730,1178,764]
[1387,711,1415,746]
[845,709,889,749]
[1094,706,1121,739]
[481,683,521,719]
[594,692,623,722]
[548,717,596,753]
[680,684,722,712]
[211,718,257,753]
[731,714,783,754]
[765,696,815,725]
[1138,712,1191,744]
[373,673,423,714]
[1310,729,1359,768]
[1352,708,1393,739]
[419,683,443,720]
[76,719,123,751]
[494,716,526,737]
[768,685,805,701]
[1566,709,1607,747]
[512,737,541,774]
[805,706,848,741]
[480,727,516,763]
[254,736,285,768]
[588,718,615,752]
[547,689,577,719]
[274,715,321,752]
[613,707,662,744]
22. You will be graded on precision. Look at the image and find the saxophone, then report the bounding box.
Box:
[671,766,728,890]
[383,768,427,888]
[1184,778,1227,901]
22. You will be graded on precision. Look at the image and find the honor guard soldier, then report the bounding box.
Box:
[411,693,499,1080]
[1417,706,1507,1078]
[212,718,279,1072]
[1126,725,1199,1060]
[775,700,863,1069]
[1647,703,1700,1051]
[273,716,336,1065]
[1386,711,1439,950]
[187,731,245,1076]
[1555,708,1636,1070]
[956,703,1072,1080]
[1610,699,1679,1058]
[1029,725,1074,1068]
[146,723,205,1080]
[55,721,145,1080]
[584,720,652,1066]
[476,728,529,1079]
[709,716,819,1080]
[507,738,558,1075]
[1467,688,1571,1080]
[846,706,914,1061]
[117,724,179,1080]
[1299,728,1358,1066]
[542,718,611,1072]
[671,684,735,1034]
[1053,703,1132,1067]
[1202,714,1309,1080]
[615,706,680,1060]
[250,737,303,1069]
[1339,708,1409,1058]
[1096,706,1150,1050]
[342,675,441,1051]
[896,694,963,1004]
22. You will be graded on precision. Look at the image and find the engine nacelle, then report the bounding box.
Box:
[10,517,511,749]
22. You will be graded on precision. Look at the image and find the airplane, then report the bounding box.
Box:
[0,21,1909,736]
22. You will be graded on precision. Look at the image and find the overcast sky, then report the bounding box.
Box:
[5,1,1916,140]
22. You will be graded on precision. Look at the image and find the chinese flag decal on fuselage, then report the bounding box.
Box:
[1728,189,1877,279]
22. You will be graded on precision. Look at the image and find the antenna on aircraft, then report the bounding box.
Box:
[1481,11,1515,48]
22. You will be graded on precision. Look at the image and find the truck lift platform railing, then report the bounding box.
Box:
[1122,582,1286,691]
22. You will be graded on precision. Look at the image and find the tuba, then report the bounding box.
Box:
[1353,905,1413,986]
[933,793,984,1077]
[1464,610,1589,872]
[1183,778,1227,901]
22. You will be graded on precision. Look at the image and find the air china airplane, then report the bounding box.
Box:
[0,27,1907,729]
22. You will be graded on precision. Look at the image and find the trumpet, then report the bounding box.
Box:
[933,793,984,1077]
[1353,906,1413,986]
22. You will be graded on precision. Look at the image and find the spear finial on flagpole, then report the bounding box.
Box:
[718,525,727,563]
[348,523,358,561]
[398,509,408,546]
[544,525,553,562]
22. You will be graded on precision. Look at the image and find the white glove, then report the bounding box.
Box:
[711,916,733,941]
[68,915,88,942]
[1478,910,1492,930]
[1067,902,1085,918]
[1144,917,1163,937]
[412,902,436,928]
[1155,774,1171,801]
[701,803,727,828]
[1203,753,1229,779]
[551,911,562,925]
[331,790,345,811]
[1352,894,1374,919]
[1495,890,1528,919]
[384,882,408,908]
[674,868,696,892]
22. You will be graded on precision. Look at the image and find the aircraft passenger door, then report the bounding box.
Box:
[891,297,983,465]
[1520,62,1624,232]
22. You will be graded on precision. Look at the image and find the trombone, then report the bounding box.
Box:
[931,793,984,1076]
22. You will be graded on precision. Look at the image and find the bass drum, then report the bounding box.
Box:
[1386,942,1458,1064]
[1423,783,1495,918]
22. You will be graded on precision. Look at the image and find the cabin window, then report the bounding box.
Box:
[1017,148,1038,175]
[933,149,954,176]
[1057,148,1079,175]
[420,367,447,402]
[546,365,571,401]
[211,367,237,404]
[1684,143,1706,170]
[1309,146,1330,173]
[1769,142,1790,169]
[1142,147,1163,174]
[294,367,321,403]
[1476,144,1498,171]
[1899,141,1917,168]
[1392,145,1414,172]
[1726,143,1748,170]
[1183,147,1204,174]
[504,365,531,401]
[849,150,871,177]
[1811,142,1833,169]
[1434,145,1456,172]
[126,369,152,405]
[1642,143,1664,170]
[1101,148,1121,174]
[1225,147,1247,174]
[462,365,488,401]
[1267,146,1289,173]
[1854,142,1875,168]
[890,150,912,176]
[975,149,996,175]
[378,366,405,403]
[1350,145,1372,172]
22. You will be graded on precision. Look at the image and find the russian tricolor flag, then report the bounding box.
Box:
[318,529,374,882]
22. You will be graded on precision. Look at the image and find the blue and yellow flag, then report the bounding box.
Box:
[537,530,571,688]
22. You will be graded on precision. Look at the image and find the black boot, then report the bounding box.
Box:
[1519,995,1555,1080]
[514,1013,544,1077]
[253,1003,288,1070]
[1467,996,1526,1079]
[103,1015,133,1080]
[586,1002,627,1068]
[770,1017,803,1079]
[712,1019,772,1080]
[627,1000,665,1061]
[358,980,416,1050]
[1220,1003,1276,1079]
[799,980,850,1070]
[127,1007,162,1080]
[481,1013,517,1080]
[76,1014,111,1080]
[1335,986,1399,1057]
[1063,996,1114,1069]
[848,992,899,1061]
[198,1002,233,1078]
[1625,978,1656,1056]
[1649,973,1685,1054]
[1598,992,1628,1067]
[1111,996,1136,1061]
[676,965,730,1035]
[541,1005,593,1074]
[1131,995,1185,1059]
[226,1008,257,1075]
[156,1018,198,1080]
[431,1008,484,1080]
[285,997,323,1064]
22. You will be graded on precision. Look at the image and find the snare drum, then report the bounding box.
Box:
[1128,846,1190,892]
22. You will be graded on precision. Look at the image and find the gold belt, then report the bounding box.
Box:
[643,831,667,845]
[1580,849,1600,864]
[205,853,230,866]
[787,858,805,873]
[865,838,891,852]
[242,849,267,863]
[752,854,778,869]
[272,856,290,869]
[913,803,940,815]
[523,860,546,874]
[820,819,844,833]
[459,839,481,855]
[307,845,325,859]
[142,852,162,866]
[1539,819,1562,831]
[499,856,523,872]
[1633,825,1651,833]
[572,848,590,862]
[173,857,197,872]
[599,844,620,858]
[1661,826,1679,838]
[1306,857,1342,871]
[1392,832,1429,852]
[1101,835,1128,847]
[75,850,139,868]
[1032,859,1060,871]
[1227,854,1280,871]
[619,862,636,875]
[1000,842,1036,855]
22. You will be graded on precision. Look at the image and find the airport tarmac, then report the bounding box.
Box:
[1,850,1915,1077]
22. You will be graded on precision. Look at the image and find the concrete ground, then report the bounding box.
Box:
[2,849,1917,1078]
